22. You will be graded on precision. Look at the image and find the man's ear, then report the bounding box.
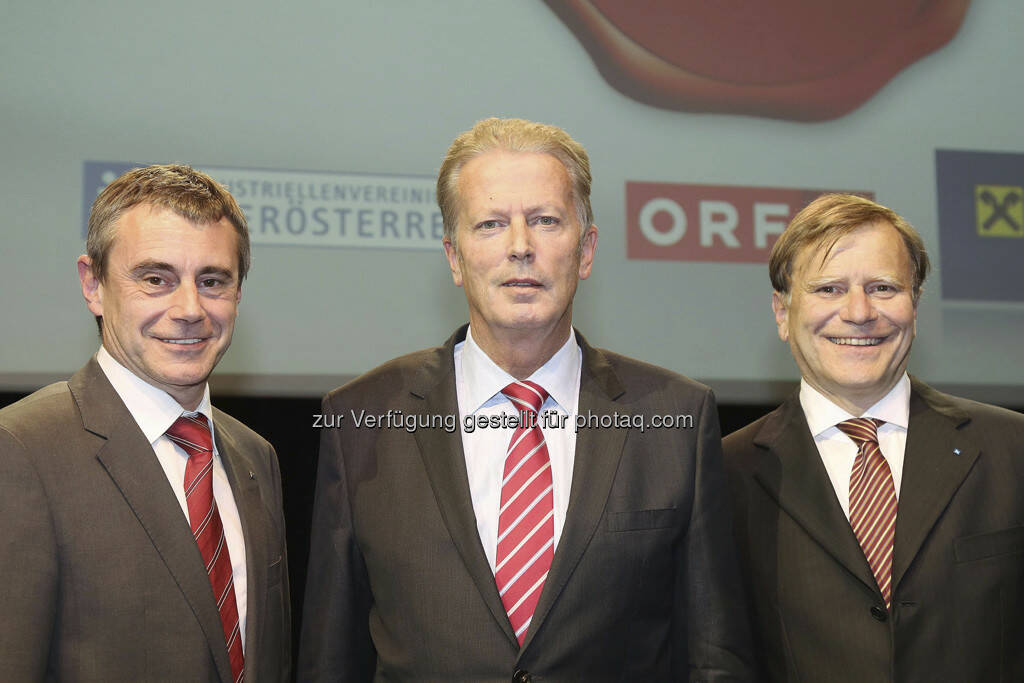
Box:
[443,237,463,287]
[77,255,104,317]
[577,225,598,280]
[771,291,790,342]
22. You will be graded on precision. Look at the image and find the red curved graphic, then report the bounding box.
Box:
[544,0,970,121]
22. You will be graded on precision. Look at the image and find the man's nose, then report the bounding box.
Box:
[169,283,205,322]
[507,218,535,262]
[840,288,878,325]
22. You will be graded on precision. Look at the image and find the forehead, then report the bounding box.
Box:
[111,204,238,269]
[794,220,911,279]
[456,151,572,211]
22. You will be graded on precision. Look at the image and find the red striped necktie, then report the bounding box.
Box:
[837,417,897,609]
[495,380,554,646]
[166,413,245,683]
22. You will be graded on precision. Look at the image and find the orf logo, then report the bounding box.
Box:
[543,0,971,121]
[975,185,1023,237]
[626,182,872,263]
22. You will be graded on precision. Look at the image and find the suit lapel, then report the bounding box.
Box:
[410,327,518,645]
[72,360,233,683]
[751,394,878,595]
[520,333,629,654]
[892,378,976,588]
[213,414,267,683]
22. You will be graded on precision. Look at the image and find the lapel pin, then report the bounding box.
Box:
[952,448,961,456]
[249,470,256,480]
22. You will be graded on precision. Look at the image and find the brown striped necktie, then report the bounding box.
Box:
[495,380,554,646]
[167,414,245,683]
[837,417,897,609]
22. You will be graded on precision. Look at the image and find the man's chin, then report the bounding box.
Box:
[825,372,897,399]
[496,314,561,333]
[150,364,216,390]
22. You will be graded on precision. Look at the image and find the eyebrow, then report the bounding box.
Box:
[129,261,236,280]
[196,266,236,280]
[474,203,566,215]
[525,204,567,215]
[804,273,907,287]
[129,260,176,276]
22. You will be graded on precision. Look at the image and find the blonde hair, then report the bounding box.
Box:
[769,193,929,302]
[436,117,593,247]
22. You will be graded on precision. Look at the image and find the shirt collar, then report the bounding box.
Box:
[460,326,581,414]
[96,346,214,446]
[800,373,910,438]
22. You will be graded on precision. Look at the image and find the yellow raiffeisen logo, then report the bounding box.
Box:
[975,185,1023,237]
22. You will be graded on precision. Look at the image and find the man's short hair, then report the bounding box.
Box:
[87,164,251,283]
[436,117,593,248]
[769,193,930,302]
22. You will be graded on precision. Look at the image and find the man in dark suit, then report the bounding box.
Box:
[298,118,753,681]
[0,164,290,682]
[723,193,1024,682]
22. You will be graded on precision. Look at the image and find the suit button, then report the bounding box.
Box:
[512,669,532,683]
[871,605,888,622]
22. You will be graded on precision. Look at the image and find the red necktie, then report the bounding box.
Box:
[167,414,245,683]
[495,380,554,646]
[838,417,897,609]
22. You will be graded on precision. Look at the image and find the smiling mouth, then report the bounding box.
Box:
[159,338,206,345]
[503,279,542,288]
[828,337,884,346]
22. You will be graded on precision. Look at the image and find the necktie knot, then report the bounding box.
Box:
[501,380,549,415]
[836,417,883,446]
[166,413,213,460]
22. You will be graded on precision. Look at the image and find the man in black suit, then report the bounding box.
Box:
[0,164,290,682]
[298,117,753,681]
[723,193,1024,682]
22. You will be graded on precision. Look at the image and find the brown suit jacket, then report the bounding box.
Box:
[298,326,753,682]
[723,377,1024,682]
[0,358,291,682]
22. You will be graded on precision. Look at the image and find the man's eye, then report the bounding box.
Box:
[536,216,558,226]
[816,286,836,294]
[144,276,166,286]
[200,279,221,288]
[479,220,500,229]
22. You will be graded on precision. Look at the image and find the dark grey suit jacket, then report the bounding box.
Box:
[298,326,753,682]
[723,377,1024,682]
[0,358,291,682]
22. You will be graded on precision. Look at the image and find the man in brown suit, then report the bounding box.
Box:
[0,165,290,682]
[723,193,1024,682]
[298,118,753,681]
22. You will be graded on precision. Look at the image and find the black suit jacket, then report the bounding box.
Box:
[298,326,753,682]
[723,377,1024,682]
[0,358,291,682]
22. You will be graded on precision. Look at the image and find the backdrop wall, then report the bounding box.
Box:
[3,1,1022,405]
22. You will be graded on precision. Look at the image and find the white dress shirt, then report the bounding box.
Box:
[454,327,581,573]
[96,346,248,650]
[800,373,910,521]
